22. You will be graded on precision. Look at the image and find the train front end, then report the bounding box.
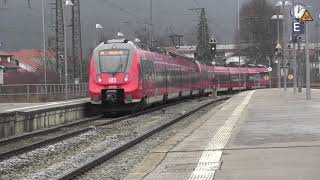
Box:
[89,41,142,111]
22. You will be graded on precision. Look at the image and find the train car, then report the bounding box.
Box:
[89,41,141,111]
[89,40,202,112]
[195,62,215,95]
[89,39,269,112]
[239,67,249,90]
[213,66,231,92]
[246,68,260,89]
[229,67,243,91]
[257,67,269,88]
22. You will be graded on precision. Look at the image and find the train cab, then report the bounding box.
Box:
[89,40,142,107]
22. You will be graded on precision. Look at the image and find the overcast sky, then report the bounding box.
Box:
[0,0,319,52]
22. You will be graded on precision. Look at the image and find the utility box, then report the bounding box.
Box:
[0,66,4,85]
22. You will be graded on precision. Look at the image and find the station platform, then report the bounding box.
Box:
[0,98,89,113]
[124,89,320,180]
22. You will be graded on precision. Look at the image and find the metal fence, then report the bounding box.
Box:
[0,83,88,102]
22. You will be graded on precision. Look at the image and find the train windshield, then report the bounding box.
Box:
[99,50,129,74]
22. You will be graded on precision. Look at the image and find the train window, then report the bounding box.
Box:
[99,50,129,74]
[230,74,240,83]
[247,74,258,82]
[155,63,166,87]
[142,60,155,81]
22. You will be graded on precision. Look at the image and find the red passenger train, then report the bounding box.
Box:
[89,39,268,112]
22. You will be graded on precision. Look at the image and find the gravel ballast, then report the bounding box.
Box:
[0,97,222,180]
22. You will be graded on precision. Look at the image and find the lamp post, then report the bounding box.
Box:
[237,0,242,91]
[317,14,320,76]
[64,0,74,100]
[292,0,298,95]
[41,0,47,93]
[95,24,104,45]
[276,0,292,91]
[271,14,284,89]
[149,0,153,47]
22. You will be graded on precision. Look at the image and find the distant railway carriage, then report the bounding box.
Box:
[89,39,269,112]
[257,67,269,88]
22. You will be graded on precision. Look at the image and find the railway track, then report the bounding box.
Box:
[0,95,215,161]
[56,96,230,180]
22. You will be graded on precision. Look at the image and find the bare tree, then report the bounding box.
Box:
[238,0,277,65]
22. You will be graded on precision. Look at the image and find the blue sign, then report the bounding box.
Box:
[292,22,305,35]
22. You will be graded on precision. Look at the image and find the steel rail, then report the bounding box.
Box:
[56,96,230,180]
[0,115,104,146]
[0,95,215,161]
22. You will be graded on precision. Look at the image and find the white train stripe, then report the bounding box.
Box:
[188,90,255,180]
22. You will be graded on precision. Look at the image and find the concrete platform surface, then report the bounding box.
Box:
[0,98,89,113]
[124,89,320,180]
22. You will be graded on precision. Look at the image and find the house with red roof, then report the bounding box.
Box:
[0,49,59,84]
[0,50,20,72]
[11,49,56,72]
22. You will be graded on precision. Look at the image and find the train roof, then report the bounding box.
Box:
[94,41,138,53]
[247,68,260,74]
[256,67,269,72]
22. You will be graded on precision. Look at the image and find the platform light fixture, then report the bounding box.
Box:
[65,0,74,6]
[95,24,104,45]
[96,24,103,29]
[117,32,124,38]
[275,1,292,7]
[270,14,283,89]
[64,0,74,100]
[41,0,47,93]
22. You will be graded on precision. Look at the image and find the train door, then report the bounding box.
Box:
[158,55,168,100]
[146,60,155,99]
[140,58,147,97]
[189,68,192,95]
[165,60,168,97]
[179,67,183,95]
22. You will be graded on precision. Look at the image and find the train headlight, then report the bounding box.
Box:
[96,74,102,83]
[124,73,130,82]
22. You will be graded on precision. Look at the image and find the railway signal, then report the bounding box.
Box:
[209,36,217,58]
[275,43,282,55]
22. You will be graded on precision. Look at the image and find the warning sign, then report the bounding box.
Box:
[300,10,313,22]
[209,36,217,44]
[276,43,282,49]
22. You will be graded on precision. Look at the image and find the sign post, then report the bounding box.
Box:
[293,40,298,94]
[301,9,313,100]
[292,22,304,95]
[209,36,218,96]
[291,3,313,99]
[275,43,282,89]
[268,66,272,88]
[0,66,4,85]
[305,22,311,100]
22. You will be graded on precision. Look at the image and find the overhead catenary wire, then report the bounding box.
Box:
[102,0,150,26]
[193,0,200,8]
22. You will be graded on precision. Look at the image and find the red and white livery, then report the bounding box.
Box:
[89,39,268,112]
